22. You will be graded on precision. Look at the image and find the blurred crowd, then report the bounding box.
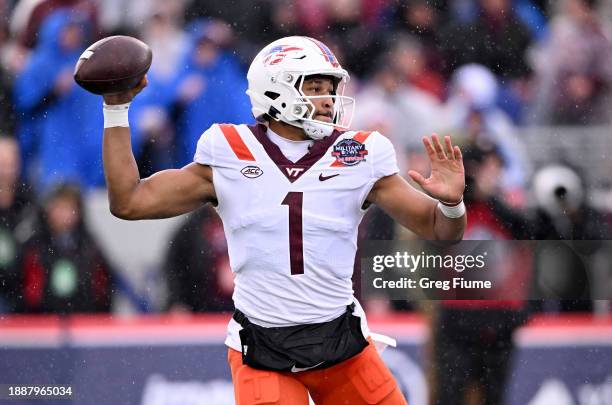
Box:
[0,0,612,316]
[3,2,612,403]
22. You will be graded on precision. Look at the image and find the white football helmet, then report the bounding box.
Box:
[247,36,355,140]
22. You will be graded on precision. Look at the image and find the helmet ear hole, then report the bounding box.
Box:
[268,106,281,119]
[281,102,286,108]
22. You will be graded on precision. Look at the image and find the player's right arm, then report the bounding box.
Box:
[102,78,215,220]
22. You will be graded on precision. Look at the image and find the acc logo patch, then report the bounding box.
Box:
[332,139,368,166]
[241,165,263,178]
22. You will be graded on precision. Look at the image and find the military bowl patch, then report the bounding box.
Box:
[332,139,368,166]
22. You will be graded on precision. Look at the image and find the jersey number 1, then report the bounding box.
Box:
[281,192,304,275]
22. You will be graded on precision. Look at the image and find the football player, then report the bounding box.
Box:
[101,36,466,405]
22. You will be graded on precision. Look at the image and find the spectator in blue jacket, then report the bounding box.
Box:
[13,9,104,191]
[172,20,253,167]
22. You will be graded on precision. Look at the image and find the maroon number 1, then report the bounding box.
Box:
[281,192,304,275]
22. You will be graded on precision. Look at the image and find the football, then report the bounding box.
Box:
[73,35,152,95]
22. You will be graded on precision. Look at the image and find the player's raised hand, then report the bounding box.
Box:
[408,134,465,204]
[103,75,148,105]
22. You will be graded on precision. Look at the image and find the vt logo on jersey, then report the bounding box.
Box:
[285,167,305,179]
[263,45,304,66]
[241,166,263,178]
[331,139,368,166]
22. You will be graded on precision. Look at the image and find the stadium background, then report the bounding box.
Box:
[1,0,612,404]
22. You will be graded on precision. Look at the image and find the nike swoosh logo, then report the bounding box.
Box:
[291,362,324,373]
[319,173,340,181]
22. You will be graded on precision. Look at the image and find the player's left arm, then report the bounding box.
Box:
[367,135,466,240]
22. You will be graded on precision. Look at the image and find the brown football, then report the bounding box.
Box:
[73,35,152,95]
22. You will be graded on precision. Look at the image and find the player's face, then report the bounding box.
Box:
[301,77,335,123]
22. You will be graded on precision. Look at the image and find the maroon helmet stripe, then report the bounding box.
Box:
[304,37,339,68]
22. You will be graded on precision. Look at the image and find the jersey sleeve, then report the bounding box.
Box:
[193,125,217,166]
[371,132,399,180]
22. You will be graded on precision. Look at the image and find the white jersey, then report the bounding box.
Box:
[193,123,398,350]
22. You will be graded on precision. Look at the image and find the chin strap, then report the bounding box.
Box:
[302,120,334,140]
